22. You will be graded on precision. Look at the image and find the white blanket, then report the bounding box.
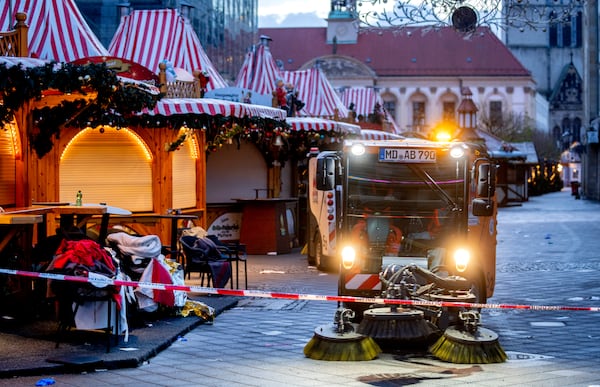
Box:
[107,232,163,259]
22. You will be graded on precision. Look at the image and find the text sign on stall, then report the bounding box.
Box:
[208,212,242,241]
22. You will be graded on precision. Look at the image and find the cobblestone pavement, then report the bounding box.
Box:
[2,189,600,386]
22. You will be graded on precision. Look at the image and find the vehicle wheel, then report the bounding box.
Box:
[315,238,326,271]
[470,273,487,306]
[307,230,319,266]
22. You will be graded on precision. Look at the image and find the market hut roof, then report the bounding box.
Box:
[282,67,349,118]
[0,0,109,62]
[235,43,282,96]
[141,98,287,121]
[286,117,360,134]
[108,9,228,92]
[234,41,348,118]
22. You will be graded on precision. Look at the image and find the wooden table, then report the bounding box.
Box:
[0,209,51,316]
[0,213,44,253]
[32,203,132,246]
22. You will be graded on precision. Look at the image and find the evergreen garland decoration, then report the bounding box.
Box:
[0,61,161,157]
[0,61,353,164]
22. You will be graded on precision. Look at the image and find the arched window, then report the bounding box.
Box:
[549,10,582,48]
[409,93,428,132]
[561,117,572,149]
[59,127,153,212]
[572,117,582,142]
[383,100,396,121]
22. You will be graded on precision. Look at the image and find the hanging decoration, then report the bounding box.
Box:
[0,61,355,166]
[0,61,160,158]
[358,0,583,33]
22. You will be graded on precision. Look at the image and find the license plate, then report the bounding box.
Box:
[379,148,437,163]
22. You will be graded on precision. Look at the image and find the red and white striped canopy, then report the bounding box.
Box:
[109,9,228,91]
[360,129,404,140]
[0,0,109,62]
[235,44,281,96]
[340,87,382,118]
[141,98,287,120]
[282,68,349,118]
[340,87,402,134]
[234,43,348,118]
[286,117,360,134]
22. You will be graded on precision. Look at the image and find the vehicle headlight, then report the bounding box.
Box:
[341,246,356,270]
[453,248,470,272]
[351,143,365,156]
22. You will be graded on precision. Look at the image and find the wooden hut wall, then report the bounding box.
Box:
[24,125,206,244]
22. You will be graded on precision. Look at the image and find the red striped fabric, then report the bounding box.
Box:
[286,117,360,134]
[108,9,228,91]
[0,0,109,62]
[340,87,381,118]
[235,44,282,95]
[251,45,281,95]
[360,129,404,140]
[234,45,348,117]
[282,68,349,118]
[141,98,287,120]
[235,51,255,92]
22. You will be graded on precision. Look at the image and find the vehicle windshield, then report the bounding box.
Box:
[345,149,466,259]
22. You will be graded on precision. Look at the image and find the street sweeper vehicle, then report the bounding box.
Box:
[304,135,507,363]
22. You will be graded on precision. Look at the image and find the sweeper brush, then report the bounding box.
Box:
[429,326,507,364]
[357,307,439,344]
[429,311,507,364]
[304,307,381,361]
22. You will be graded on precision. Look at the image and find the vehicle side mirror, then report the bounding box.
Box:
[472,198,494,217]
[477,163,496,197]
[316,157,336,191]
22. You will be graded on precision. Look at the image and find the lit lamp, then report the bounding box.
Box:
[457,87,481,142]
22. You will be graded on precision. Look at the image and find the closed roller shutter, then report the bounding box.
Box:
[0,126,16,207]
[59,127,152,212]
[172,136,197,209]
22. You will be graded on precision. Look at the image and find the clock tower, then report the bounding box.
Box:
[326,0,358,45]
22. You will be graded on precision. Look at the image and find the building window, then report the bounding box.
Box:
[383,100,396,120]
[489,101,503,127]
[412,101,426,131]
[549,11,582,48]
[442,101,456,122]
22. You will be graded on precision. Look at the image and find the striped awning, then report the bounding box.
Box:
[286,117,360,134]
[235,44,281,96]
[360,129,404,140]
[234,43,348,118]
[340,87,382,118]
[0,0,109,62]
[283,68,349,118]
[141,98,287,120]
[109,9,228,91]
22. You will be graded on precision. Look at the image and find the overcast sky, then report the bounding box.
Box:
[258,0,330,28]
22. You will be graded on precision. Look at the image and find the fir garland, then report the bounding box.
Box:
[0,61,160,157]
[0,61,353,163]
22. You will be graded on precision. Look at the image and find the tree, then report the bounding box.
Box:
[478,106,561,160]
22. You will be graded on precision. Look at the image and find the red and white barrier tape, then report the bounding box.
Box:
[1,268,598,312]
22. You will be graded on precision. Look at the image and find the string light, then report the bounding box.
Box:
[357,0,584,33]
